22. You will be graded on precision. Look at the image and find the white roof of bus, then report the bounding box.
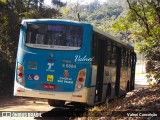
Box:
[93,26,134,50]
[22,19,88,25]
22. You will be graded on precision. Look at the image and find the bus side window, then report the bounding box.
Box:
[121,48,124,67]
[122,48,128,67]
[111,43,116,66]
[127,50,130,67]
[129,50,131,67]
[92,33,97,65]
[125,48,128,67]
[105,40,111,66]
[104,40,108,66]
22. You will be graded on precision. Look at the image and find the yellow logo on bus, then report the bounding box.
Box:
[47,75,54,82]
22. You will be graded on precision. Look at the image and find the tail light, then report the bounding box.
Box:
[79,71,85,76]
[78,77,84,82]
[74,69,86,91]
[18,72,23,77]
[76,84,83,89]
[17,63,24,86]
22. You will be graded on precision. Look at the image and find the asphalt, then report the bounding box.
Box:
[135,74,149,89]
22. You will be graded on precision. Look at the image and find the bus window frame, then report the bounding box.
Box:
[25,23,84,51]
[92,32,98,65]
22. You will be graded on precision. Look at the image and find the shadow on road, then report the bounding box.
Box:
[35,102,89,120]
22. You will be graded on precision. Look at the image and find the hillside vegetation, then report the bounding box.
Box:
[62,1,125,35]
[83,86,160,119]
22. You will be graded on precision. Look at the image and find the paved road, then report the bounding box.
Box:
[135,62,149,89]
[135,74,149,89]
[136,62,146,74]
[0,97,86,120]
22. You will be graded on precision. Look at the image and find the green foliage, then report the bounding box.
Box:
[126,0,160,84]
[0,0,64,95]
[100,0,160,85]
[146,70,160,87]
[86,4,123,21]
[0,0,7,4]
[111,16,132,42]
[52,0,65,7]
[61,2,123,27]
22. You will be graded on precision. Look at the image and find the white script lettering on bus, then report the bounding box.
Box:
[75,55,93,62]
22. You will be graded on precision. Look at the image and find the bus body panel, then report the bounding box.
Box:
[14,19,93,104]
[103,66,116,99]
[19,49,88,92]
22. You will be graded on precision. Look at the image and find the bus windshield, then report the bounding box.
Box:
[26,23,83,50]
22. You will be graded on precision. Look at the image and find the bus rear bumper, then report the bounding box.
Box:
[14,81,89,103]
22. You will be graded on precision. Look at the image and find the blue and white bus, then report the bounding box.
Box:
[14,19,136,106]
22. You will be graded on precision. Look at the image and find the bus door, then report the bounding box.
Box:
[94,39,105,104]
[130,52,136,90]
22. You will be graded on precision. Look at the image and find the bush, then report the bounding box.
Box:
[0,52,14,95]
[146,61,160,87]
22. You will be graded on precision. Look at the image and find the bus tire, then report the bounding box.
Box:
[48,99,65,107]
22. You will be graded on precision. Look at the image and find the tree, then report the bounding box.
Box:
[52,0,65,7]
[126,0,160,84]
[0,0,64,94]
[111,16,132,42]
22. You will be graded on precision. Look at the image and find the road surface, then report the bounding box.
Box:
[135,74,149,89]
[0,97,86,119]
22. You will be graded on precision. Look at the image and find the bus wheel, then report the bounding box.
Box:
[48,99,65,107]
[106,84,111,103]
[126,81,130,92]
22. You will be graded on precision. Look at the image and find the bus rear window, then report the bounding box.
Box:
[26,23,83,50]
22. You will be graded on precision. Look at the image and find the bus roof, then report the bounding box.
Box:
[22,19,90,25]
[22,19,134,50]
[93,26,134,50]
